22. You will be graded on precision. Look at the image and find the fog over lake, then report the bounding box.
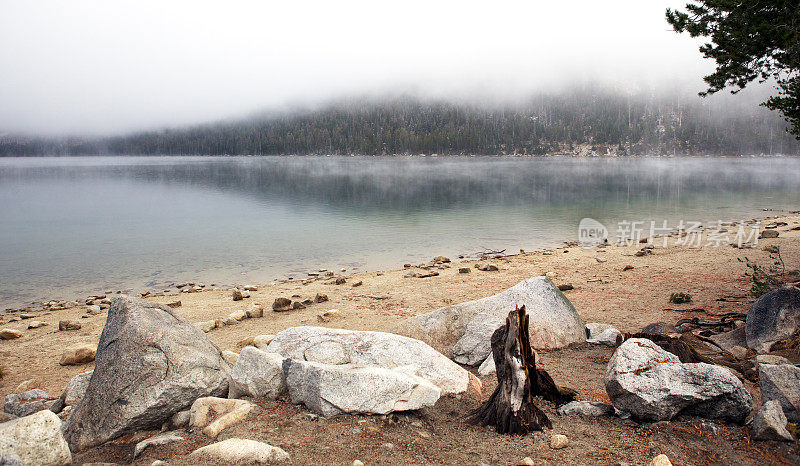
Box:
[1,156,799,308]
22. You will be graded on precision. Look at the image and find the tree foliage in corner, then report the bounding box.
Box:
[667,1,800,137]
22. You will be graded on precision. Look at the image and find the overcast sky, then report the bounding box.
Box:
[0,1,713,135]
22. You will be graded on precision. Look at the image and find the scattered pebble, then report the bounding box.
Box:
[550,434,569,449]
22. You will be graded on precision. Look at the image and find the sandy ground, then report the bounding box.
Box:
[1,215,799,464]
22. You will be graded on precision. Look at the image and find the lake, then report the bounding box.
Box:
[1,155,799,308]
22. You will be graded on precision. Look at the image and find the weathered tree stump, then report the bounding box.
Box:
[469,305,575,435]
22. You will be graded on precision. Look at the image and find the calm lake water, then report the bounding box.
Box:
[1,156,799,308]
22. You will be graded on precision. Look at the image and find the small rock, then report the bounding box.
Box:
[167,409,191,430]
[622,265,634,271]
[61,371,93,407]
[133,431,185,459]
[27,321,47,329]
[333,277,346,285]
[18,314,35,320]
[0,329,22,340]
[729,345,751,360]
[252,334,275,349]
[351,280,363,287]
[549,434,569,449]
[752,399,794,442]
[403,271,416,278]
[272,297,293,312]
[352,461,365,466]
[166,300,182,308]
[557,400,614,417]
[86,305,102,315]
[315,293,328,303]
[518,457,535,465]
[189,438,289,463]
[58,320,81,331]
[195,321,216,333]
[4,389,63,417]
[292,301,306,310]
[222,317,239,326]
[596,257,607,263]
[246,307,264,319]
[15,379,41,393]
[649,454,672,466]
[243,285,258,291]
[229,310,248,321]
[756,354,791,366]
[475,263,499,271]
[59,344,96,366]
[221,350,239,366]
[232,289,247,301]
[557,283,574,291]
[458,267,470,274]
[189,397,255,438]
[760,229,779,238]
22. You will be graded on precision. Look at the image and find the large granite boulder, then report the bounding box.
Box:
[63,296,231,452]
[746,286,800,353]
[0,410,71,466]
[393,277,585,364]
[604,338,752,423]
[228,347,287,400]
[284,359,441,416]
[266,326,474,396]
[759,363,800,422]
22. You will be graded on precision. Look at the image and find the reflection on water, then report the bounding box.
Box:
[1,156,798,307]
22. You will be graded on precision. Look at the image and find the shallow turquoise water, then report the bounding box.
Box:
[1,155,798,308]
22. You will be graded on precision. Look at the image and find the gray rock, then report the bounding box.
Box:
[477,355,496,376]
[756,354,792,367]
[587,327,622,346]
[604,338,752,423]
[284,359,441,416]
[585,322,615,338]
[451,314,505,365]
[4,390,63,417]
[166,409,190,430]
[557,400,614,417]
[61,370,92,407]
[394,277,585,364]
[266,326,474,396]
[133,431,185,458]
[709,326,747,353]
[228,347,287,400]
[641,322,678,335]
[63,296,231,452]
[0,410,71,466]
[0,454,21,466]
[189,438,289,464]
[759,363,800,422]
[752,399,794,442]
[746,286,800,353]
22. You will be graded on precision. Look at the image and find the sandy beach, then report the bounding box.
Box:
[1,214,798,464]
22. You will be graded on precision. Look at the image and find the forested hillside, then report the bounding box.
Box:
[2,91,798,156]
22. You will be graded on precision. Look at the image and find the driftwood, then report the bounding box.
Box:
[469,306,575,435]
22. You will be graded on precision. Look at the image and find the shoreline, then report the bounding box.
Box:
[3,209,795,315]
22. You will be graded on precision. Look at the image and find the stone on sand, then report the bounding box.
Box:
[189,438,289,464]
[0,410,71,466]
[62,296,231,452]
[604,338,752,423]
[394,277,585,365]
[266,326,474,396]
[189,397,255,438]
